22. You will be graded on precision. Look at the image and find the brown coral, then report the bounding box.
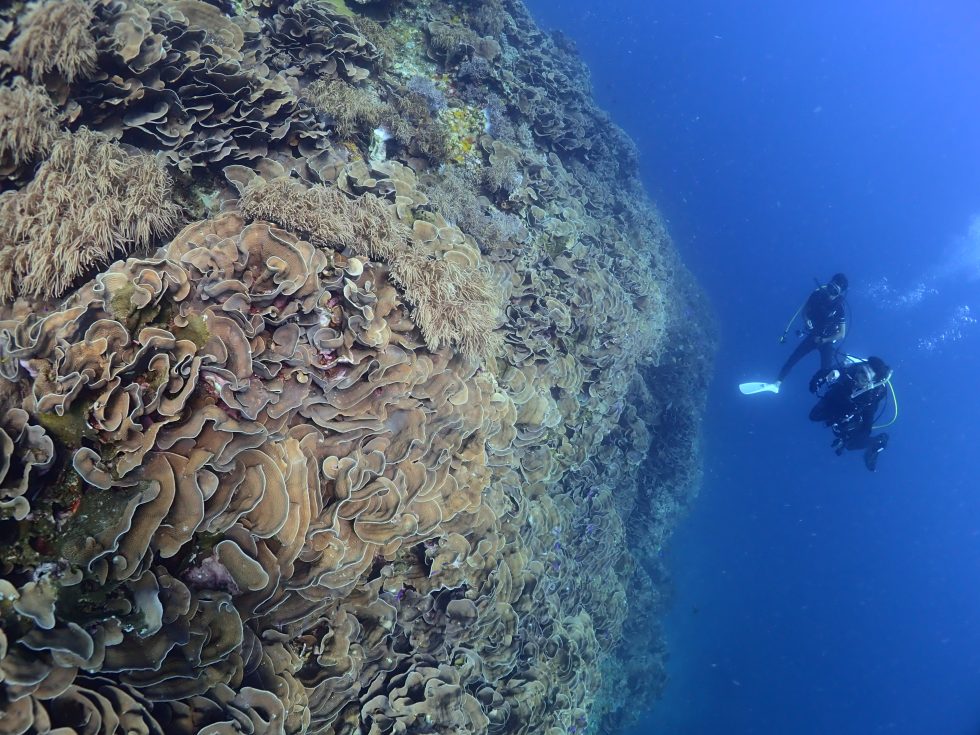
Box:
[0,211,508,731]
[0,78,59,177]
[265,0,382,82]
[0,407,55,521]
[9,0,98,84]
[383,88,451,164]
[236,174,408,262]
[236,173,502,361]
[0,1,713,734]
[0,128,183,302]
[426,21,479,66]
[305,78,386,139]
[390,247,502,361]
[67,0,326,172]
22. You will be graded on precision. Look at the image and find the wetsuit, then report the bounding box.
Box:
[808,363,885,451]
[778,286,846,382]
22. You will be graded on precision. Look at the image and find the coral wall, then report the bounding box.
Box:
[0,1,714,734]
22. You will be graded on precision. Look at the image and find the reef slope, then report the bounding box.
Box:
[0,1,714,733]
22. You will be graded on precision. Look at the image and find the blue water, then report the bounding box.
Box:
[526,2,980,733]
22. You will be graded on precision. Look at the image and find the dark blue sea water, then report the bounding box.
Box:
[527,2,980,733]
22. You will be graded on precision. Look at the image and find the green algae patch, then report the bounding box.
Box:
[55,575,133,629]
[193,530,223,556]
[2,467,83,569]
[108,280,137,322]
[55,579,114,624]
[57,482,149,565]
[172,313,210,349]
[319,0,353,17]
[108,278,170,335]
[130,301,164,336]
[37,401,95,448]
[146,362,169,391]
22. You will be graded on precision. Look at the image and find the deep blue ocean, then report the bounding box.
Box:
[526,2,980,733]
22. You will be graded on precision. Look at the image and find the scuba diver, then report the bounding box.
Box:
[809,355,894,472]
[739,273,849,395]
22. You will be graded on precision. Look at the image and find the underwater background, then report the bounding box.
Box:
[528,1,980,733]
[0,0,978,733]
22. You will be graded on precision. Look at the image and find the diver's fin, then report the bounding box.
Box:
[739,381,780,395]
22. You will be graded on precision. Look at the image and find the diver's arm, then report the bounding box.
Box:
[779,298,809,343]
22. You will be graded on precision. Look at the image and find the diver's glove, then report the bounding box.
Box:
[809,368,840,394]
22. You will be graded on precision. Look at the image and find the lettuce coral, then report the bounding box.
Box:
[0,1,713,734]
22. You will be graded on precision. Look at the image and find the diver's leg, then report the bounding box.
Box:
[818,341,836,370]
[841,427,889,471]
[778,335,817,382]
[809,398,831,423]
[843,431,871,451]
[862,433,889,471]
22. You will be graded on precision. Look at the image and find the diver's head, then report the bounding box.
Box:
[866,356,892,385]
[827,273,849,298]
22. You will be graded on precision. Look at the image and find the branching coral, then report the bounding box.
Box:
[384,88,452,163]
[9,0,98,83]
[405,75,447,112]
[426,167,527,253]
[0,129,183,302]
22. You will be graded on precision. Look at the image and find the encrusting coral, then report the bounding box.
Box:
[0,128,184,301]
[0,1,714,734]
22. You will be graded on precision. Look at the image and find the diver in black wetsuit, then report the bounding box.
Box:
[775,273,849,388]
[809,356,891,471]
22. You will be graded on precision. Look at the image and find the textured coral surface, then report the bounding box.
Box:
[0,1,714,734]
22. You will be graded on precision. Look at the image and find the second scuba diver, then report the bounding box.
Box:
[776,272,849,388]
[808,356,892,472]
[738,273,849,395]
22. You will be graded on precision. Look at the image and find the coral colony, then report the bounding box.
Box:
[0,1,711,734]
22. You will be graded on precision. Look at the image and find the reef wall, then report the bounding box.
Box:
[0,1,714,733]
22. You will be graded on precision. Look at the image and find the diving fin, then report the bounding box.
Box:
[739,381,780,395]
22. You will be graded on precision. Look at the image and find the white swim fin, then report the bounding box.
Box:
[739,381,780,395]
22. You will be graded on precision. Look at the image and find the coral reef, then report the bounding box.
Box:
[236,173,408,262]
[0,78,59,178]
[8,0,97,84]
[0,129,184,302]
[0,1,714,734]
[305,79,385,139]
[70,0,328,172]
[235,172,500,360]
